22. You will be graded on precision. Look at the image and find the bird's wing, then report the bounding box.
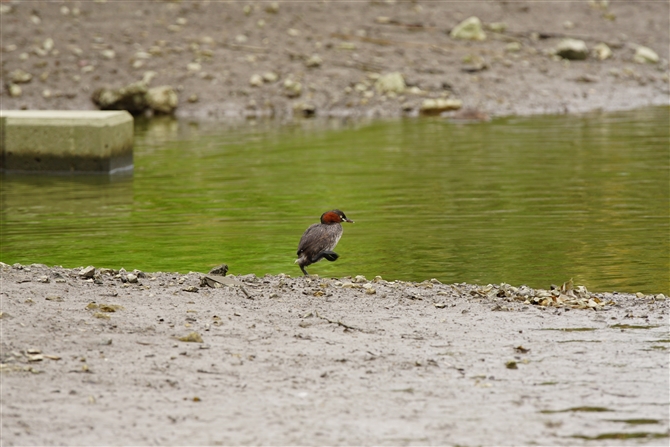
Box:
[297,224,337,256]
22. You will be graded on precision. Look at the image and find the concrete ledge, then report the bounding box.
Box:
[0,110,133,173]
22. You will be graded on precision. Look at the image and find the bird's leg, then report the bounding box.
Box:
[322,251,339,262]
[300,265,309,276]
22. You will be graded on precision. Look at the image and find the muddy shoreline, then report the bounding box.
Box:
[1,1,668,119]
[1,263,668,445]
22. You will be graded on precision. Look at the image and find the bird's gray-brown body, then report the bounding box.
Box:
[296,209,353,276]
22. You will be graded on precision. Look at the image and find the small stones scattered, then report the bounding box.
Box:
[249,74,264,87]
[450,16,486,41]
[555,39,589,60]
[473,280,613,310]
[6,83,22,97]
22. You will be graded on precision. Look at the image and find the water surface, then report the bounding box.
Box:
[1,107,668,293]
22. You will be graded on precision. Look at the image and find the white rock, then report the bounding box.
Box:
[375,72,405,94]
[555,38,588,60]
[633,46,659,64]
[592,42,612,60]
[249,74,263,86]
[146,85,178,114]
[450,17,486,41]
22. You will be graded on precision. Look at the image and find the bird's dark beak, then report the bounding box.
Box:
[345,218,354,223]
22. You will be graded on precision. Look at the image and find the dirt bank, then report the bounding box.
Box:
[1,263,668,445]
[1,1,668,119]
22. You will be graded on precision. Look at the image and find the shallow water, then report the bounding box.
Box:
[1,107,668,293]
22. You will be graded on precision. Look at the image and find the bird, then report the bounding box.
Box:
[296,209,354,276]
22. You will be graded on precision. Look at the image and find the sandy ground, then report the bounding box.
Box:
[1,263,668,446]
[0,1,668,118]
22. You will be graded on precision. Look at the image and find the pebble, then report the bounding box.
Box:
[7,83,22,97]
[592,42,612,60]
[126,273,138,283]
[450,16,486,41]
[419,98,462,115]
[10,69,33,84]
[262,72,279,83]
[633,46,659,64]
[375,72,405,94]
[505,42,522,53]
[146,85,179,114]
[100,49,115,60]
[556,39,589,60]
[79,266,96,278]
[305,54,323,68]
[249,74,263,87]
[283,79,302,98]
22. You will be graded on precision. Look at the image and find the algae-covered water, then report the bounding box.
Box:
[1,107,668,294]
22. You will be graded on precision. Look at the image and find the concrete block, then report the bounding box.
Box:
[0,110,133,173]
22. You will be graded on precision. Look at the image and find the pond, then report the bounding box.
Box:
[1,106,668,294]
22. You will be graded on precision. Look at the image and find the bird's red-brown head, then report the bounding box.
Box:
[320,209,354,225]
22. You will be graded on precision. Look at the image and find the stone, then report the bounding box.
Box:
[305,54,323,68]
[7,84,22,97]
[375,72,405,94]
[100,49,115,60]
[80,266,96,278]
[208,264,229,276]
[92,81,149,113]
[420,98,463,116]
[126,273,138,283]
[556,39,589,60]
[249,74,263,87]
[263,72,278,83]
[145,86,178,114]
[283,79,302,98]
[633,46,659,64]
[486,22,507,33]
[505,42,522,53]
[450,17,486,41]
[1,110,133,173]
[592,42,612,60]
[10,69,33,84]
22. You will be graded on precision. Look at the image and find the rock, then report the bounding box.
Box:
[92,81,149,113]
[592,42,612,60]
[633,46,659,64]
[178,332,203,343]
[10,69,33,84]
[450,17,486,41]
[100,49,115,60]
[262,72,279,83]
[375,72,405,94]
[294,102,316,117]
[265,2,279,13]
[7,83,22,97]
[146,85,178,114]
[283,79,302,98]
[305,54,323,68]
[486,22,507,33]
[80,266,96,278]
[187,94,199,103]
[249,74,263,87]
[208,264,229,276]
[420,98,463,115]
[556,39,589,60]
[126,273,138,283]
[505,42,522,53]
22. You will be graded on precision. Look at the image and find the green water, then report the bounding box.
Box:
[1,107,668,294]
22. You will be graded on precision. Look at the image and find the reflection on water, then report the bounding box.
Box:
[1,107,668,293]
